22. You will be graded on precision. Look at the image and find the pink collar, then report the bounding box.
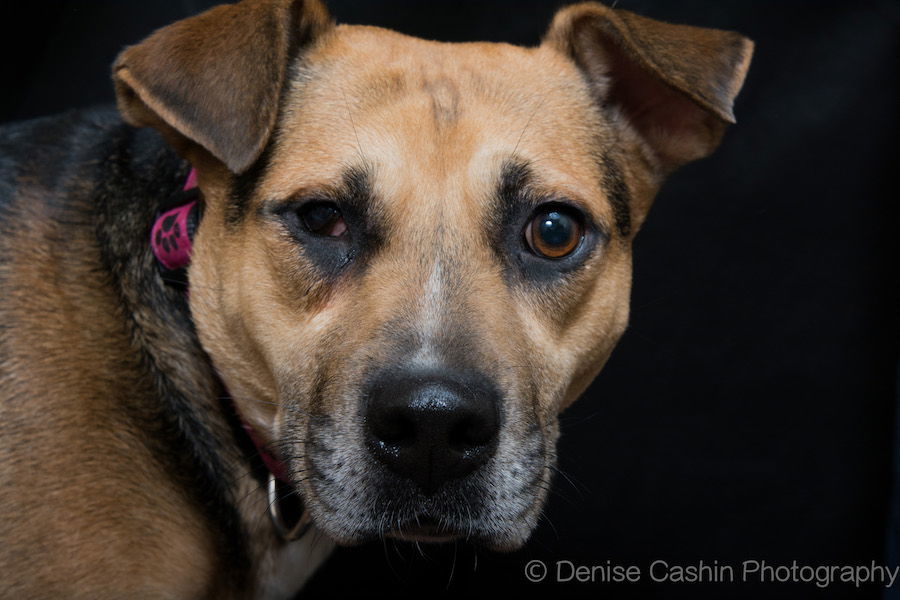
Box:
[150,169,288,484]
[150,169,198,272]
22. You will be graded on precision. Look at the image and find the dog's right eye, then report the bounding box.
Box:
[298,202,347,237]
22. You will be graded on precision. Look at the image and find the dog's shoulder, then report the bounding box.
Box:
[0,107,235,597]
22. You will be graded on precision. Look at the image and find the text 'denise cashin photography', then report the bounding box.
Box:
[523,559,900,589]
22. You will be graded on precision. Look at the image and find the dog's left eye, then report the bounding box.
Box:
[298,202,347,237]
[525,206,584,259]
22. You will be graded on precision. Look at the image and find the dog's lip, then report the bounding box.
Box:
[384,520,461,544]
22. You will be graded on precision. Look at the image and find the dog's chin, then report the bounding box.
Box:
[324,527,530,552]
[308,507,536,552]
[384,525,532,552]
[382,518,539,548]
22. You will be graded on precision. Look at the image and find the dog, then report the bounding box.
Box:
[0,1,752,597]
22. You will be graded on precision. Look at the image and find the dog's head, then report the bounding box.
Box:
[114,0,751,549]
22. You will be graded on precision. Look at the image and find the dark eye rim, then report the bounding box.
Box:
[524,201,588,260]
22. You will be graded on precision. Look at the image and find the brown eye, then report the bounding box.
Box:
[299,202,347,237]
[526,207,583,259]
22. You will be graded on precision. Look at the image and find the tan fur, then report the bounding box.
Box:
[0,1,752,597]
[0,191,218,597]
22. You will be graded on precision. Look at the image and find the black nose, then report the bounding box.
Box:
[365,371,501,495]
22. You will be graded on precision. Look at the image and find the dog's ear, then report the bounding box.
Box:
[544,2,753,173]
[113,0,332,174]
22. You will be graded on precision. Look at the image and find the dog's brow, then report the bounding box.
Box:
[227,139,275,227]
[494,158,602,226]
[337,165,377,217]
[496,158,532,203]
[600,154,631,237]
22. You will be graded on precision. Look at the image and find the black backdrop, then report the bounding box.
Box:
[2,2,898,599]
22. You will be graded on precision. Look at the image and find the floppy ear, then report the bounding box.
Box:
[113,0,332,174]
[544,2,753,173]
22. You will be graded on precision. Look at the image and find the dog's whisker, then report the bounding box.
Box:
[548,463,589,498]
[341,89,367,165]
[444,540,459,590]
[512,92,550,157]
[537,509,560,541]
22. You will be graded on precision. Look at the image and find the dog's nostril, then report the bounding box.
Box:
[364,371,501,494]
[371,407,416,447]
[449,415,495,450]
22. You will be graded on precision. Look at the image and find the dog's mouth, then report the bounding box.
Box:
[384,518,461,544]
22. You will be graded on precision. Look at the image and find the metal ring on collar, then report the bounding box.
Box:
[267,472,313,541]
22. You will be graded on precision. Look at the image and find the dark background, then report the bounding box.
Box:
[2,1,898,598]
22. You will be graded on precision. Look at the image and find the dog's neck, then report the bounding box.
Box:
[94,124,255,589]
[149,165,312,542]
[93,123,333,596]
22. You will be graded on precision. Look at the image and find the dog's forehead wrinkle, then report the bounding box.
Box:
[421,75,462,127]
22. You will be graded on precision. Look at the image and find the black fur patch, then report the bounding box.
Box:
[601,154,631,237]
[227,139,274,227]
